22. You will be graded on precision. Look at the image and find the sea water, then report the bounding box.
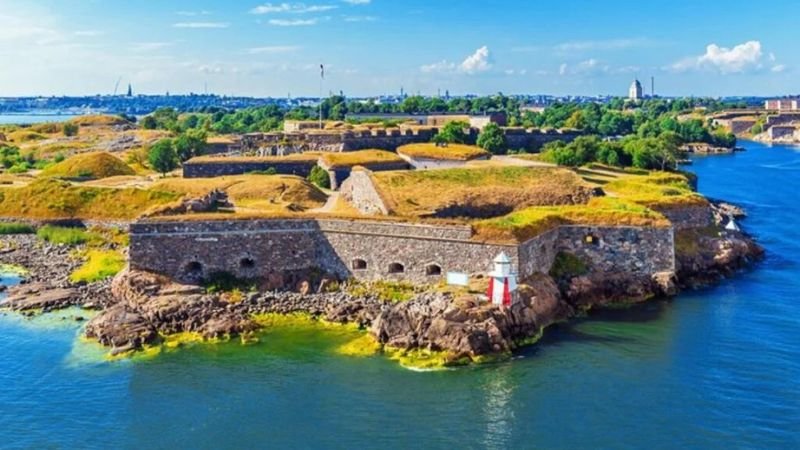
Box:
[0,140,798,449]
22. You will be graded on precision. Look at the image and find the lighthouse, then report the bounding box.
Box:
[487,252,519,308]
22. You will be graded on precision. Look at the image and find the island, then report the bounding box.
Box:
[0,101,763,369]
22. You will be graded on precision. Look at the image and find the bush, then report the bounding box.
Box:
[476,123,507,154]
[0,223,35,235]
[433,121,470,144]
[63,123,79,137]
[148,139,178,175]
[307,165,331,189]
[36,225,94,245]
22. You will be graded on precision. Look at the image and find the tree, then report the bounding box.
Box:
[140,116,157,130]
[148,139,178,175]
[174,129,208,162]
[433,121,470,144]
[62,123,79,137]
[307,165,331,189]
[476,123,507,154]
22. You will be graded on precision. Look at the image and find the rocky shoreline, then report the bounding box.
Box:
[0,207,764,365]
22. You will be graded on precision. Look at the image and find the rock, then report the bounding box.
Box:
[2,287,80,312]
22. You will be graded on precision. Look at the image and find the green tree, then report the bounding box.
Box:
[476,123,507,154]
[307,165,331,189]
[174,129,208,162]
[433,121,470,144]
[62,123,79,137]
[148,139,178,175]
[141,116,157,130]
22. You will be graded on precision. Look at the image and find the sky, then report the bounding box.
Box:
[0,0,797,98]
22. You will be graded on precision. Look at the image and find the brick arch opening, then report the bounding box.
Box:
[388,262,405,274]
[352,259,367,270]
[185,261,203,275]
[240,257,256,269]
[425,264,442,276]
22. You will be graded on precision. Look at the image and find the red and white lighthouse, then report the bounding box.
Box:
[487,252,518,308]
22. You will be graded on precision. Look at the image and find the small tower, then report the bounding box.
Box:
[487,252,519,308]
[126,83,133,97]
[629,79,643,101]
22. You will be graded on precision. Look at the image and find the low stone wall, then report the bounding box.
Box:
[182,160,315,178]
[655,205,713,230]
[339,170,389,215]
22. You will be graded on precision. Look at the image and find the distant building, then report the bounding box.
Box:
[765,99,799,111]
[126,84,133,97]
[628,79,643,101]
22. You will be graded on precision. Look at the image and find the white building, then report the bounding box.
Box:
[487,253,519,308]
[629,79,643,101]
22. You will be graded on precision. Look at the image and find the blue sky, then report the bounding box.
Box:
[0,0,797,97]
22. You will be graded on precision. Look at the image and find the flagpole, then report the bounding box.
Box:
[319,64,324,130]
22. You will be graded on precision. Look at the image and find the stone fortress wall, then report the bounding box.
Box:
[129,218,676,285]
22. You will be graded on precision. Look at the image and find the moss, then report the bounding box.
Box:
[69,249,125,283]
[37,225,98,245]
[384,346,461,370]
[336,334,382,357]
[347,280,417,303]
[0,263,28,275]
[549,252,589,280]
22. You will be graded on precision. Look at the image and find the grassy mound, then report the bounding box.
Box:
[372,166,596,218]
[0,178,179,219]
[41,152,135,179]
[397,143,490,161]
[319,150,404,168]
[473,197,670,243]
[7,130,47,143]
[603,172,707,209]
[152,174,327,212]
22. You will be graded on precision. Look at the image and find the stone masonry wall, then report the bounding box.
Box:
[183,160,315,178]
[655,205,714,230]
[130,218,676,285]
[557,226,675,274]
[339,170,389,215]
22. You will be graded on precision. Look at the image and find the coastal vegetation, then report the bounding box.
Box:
[36,225,97,245]
[307,165,331,189]
[0,222,35,235]
[70,249,126,283]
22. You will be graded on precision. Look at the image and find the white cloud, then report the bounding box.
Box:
[250,3,338,14]
[176,10,211,16]
[671,41,765,74]
[771,64,786,73]
[554,38,654,53]
[131,42,173,52]
[343,15,377,22]
[504,69,528,76]
[557,59,638,76]
[73,30,104,37]
[460,45,492,73]
[559,63,568,75]
[268,18,320,26]
[173,22,230,28]
[246,45,301,54]
[343,0,370,4]
[420,46,492,75]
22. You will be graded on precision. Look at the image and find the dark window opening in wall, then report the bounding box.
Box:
[388,263,405,274]
[186,261,203,274]
[426,264,442,276]
[240,258,256,269]
[352,259,367,270]
[584,234,600,246]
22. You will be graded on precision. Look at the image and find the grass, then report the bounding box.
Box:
[473,197,670,243]
[40,152,135,179]
[151,175,327,213]
[67,115,130,127]
[36,225,97,245]
[0,178,180,220]
[372,166,595,218]
[397,143,490,161]
[319,150,404,168]
[603,172,708,209]
[0,222,35,235]
[347,280,417,302]
[549,252,589,280]
[70,249,125,283]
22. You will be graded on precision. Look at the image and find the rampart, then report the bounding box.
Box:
[183,159,315,178]
[129,218,675,285]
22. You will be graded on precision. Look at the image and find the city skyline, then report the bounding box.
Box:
[0,0,796,98]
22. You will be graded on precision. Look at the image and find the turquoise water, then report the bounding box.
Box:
[1,140,799,449]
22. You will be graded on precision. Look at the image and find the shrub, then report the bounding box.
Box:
[0,222,35,235]
[63,123,79,137]
[549,252,589,280]
[69,250,125,283]
[148,139,178,175]
[476,123,507,155]
[307,165,331,189]
[36,225,95,245]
